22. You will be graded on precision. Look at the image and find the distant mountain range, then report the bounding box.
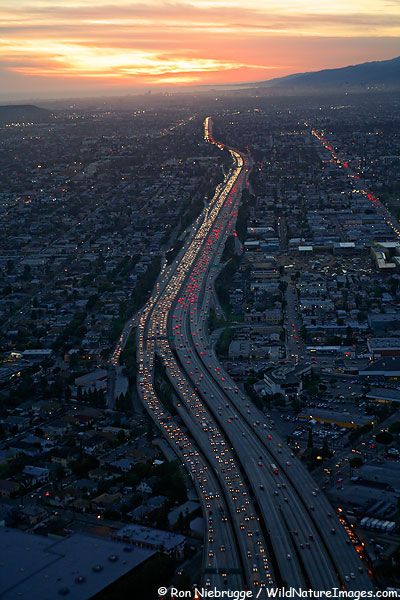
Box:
[0,104,51,125]
[251,55,400,91]
[1,56,399,109]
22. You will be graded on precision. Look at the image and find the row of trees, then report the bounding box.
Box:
[109,255,162,344]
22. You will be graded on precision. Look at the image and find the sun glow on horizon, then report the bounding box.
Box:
[0,0,399,97]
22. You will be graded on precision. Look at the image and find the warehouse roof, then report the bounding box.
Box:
[0,529,154,600]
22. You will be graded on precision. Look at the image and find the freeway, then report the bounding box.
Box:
[138,297,243,590]
[180,312,374,590]
[170,124,375,589]
[137,117,375,592]
[137,118,272,590]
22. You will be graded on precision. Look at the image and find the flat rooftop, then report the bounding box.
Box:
[369,338,400,349]
[299,408,373,426]
[0,528,155,600]
[357,462,400,492]
[330,484,398,509]
[114,523,185,551]
[367,387,400,402]
[360,357,400,374]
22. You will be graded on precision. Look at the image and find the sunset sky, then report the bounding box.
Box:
[1,0,400,100]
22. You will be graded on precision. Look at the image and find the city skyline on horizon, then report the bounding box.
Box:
[1,0,400,101]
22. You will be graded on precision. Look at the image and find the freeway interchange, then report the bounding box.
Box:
[136,117,375,593]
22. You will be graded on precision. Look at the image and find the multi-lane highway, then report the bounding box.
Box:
[310,126,400,239]
[137,119,269,590]
[137,117,375,592]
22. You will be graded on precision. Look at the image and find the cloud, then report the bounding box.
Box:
[0,0,399,95]
[0,38,278,84]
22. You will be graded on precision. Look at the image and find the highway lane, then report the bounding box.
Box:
[137,116,375,593]
[167,122,374,591]
[157,335,274,587]
[168,204,308,586]
[190,310,374,591]
[187,280,374,592]
[167,133,334,588]
[137,120,273,589]
[154,118,339,589]
[171,207,337,589]
[147,167,273,587]
[172,386,271,586]
[136,199,246,589]
[138,300,243,590]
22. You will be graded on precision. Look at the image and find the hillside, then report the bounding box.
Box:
[254,55,400,90]
[0,104,51,125]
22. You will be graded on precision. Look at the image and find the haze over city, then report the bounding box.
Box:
[1,0,400,99]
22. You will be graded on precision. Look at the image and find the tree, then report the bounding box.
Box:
[321,438,331,458]
[290,396,302,413]
[22,264,31,281]
[388,421,400,435]
[349,457,363,469]
[71,456,99,477]
[215,326,233,356]
[176,511,185,531]
[55,465,66,480]
[279,280,288,294]
[116,392,132,412]
[272,393,286,408]
[132,462,152,479]
[146,423,154,442]
[103,509,121,521]
[299,325,307,341]
[155,503,169,529]
[307,428,314,450]
[221,235,236,262]
[6,258,14,274]
[375,431,393,445]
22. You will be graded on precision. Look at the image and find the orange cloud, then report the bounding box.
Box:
[0,0,399,97]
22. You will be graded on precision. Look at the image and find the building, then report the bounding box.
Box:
[168,500,200,527]
[113,524,186,557]
[371,242,400,270]
[359,357,400,379]
[0,480,20,498]
[0,529,155,600]
[368,313,400,335]
[23,466,49,485]
[307,345,353,356]
[91,492,122,513]
[109,458,136,473]
[129,496,167,522]
[263,362,311,401]
[356,463,400,493]
[366,387,400,405]
[367,338,400,358]
[74,369,109,393]
[228,340,256,360]
[21,349,53,360]
[298,408,375,429]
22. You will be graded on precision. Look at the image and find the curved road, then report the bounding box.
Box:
[137,117,375,593]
